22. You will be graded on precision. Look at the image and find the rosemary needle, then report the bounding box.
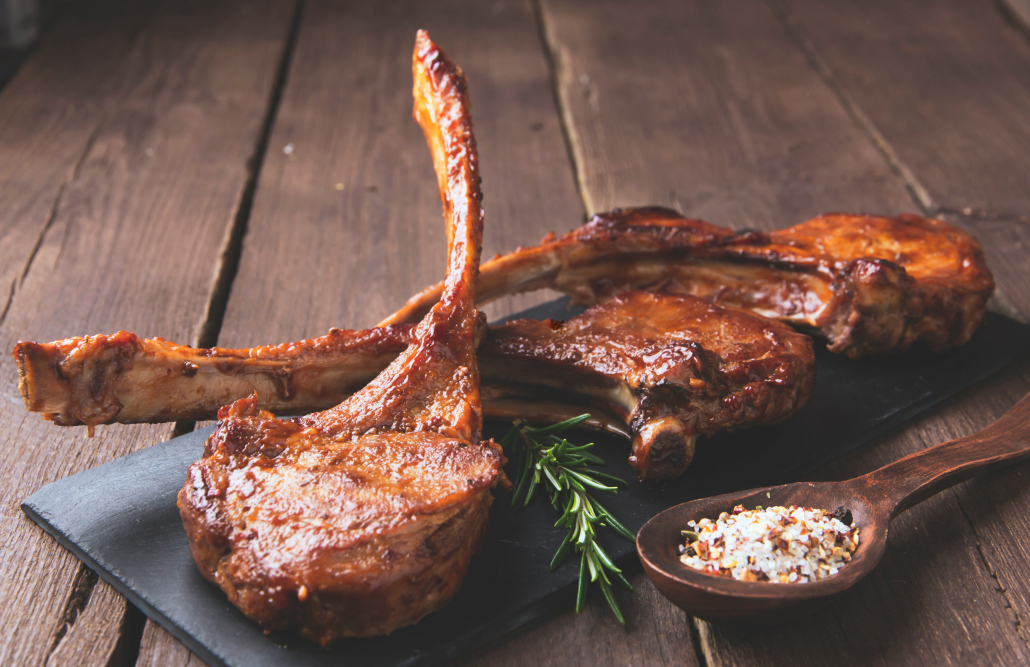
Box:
[499,416,635,624]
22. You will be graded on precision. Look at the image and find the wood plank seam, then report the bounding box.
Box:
[906,400,1030,649]
[530,0,590,220]
[998,0,1030,43]
[45,566,98,662]
[106,603,147,667]
[0,121,102,329]
[169,0,304,445]
[533,0,606,215]
[768,0,1029,324]
[954,497,1030,646]
[763,0,937,216]
[772,0,1030,225]
[686,616,710,667]
[0,1,303,662]
[142,3,305,663]
[192,0,306,352]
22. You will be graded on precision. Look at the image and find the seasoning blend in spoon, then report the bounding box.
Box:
[679,504,859,583]
[637,390,1030,625]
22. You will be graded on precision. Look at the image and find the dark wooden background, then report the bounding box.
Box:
[1,1,1029,665]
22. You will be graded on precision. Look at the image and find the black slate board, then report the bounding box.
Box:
[21,299,1030,667]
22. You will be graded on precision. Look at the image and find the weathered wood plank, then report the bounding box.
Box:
[458,572,700,667]
[136,622,210,667]
[215,0,584,347]
[0,2,296,665]
[767,0,1030,658]
[46,579,131,667]
[1002,0,1030,33]
[0,4,142,341]
[540,0,1030,664]
[538,0,916,223]
[778,0,1030,217]
[139,0,586,662]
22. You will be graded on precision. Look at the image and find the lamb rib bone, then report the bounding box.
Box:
[379,207,995,358]
[16,290,815,481]
[177,31,499,643]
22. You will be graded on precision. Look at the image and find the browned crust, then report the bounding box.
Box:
[378,207,995,358]
[481,291,815,479]
[178,396,502,640]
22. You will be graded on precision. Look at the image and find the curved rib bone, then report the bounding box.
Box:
[379,207,994,358]
[177,32,500,643]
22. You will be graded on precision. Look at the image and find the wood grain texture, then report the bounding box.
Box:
[541,0,1030,665]
[0,3,132,323]
[778,0,1030,217]
[0,2,295,665]
[46,579,131,667]
[136,622,211,667]
[7,0,1028,665]
[458,573,700,667]
[537,0,916,224]
[1002,0,1030,33]
[215,0,583,349]
[0,3,145,348]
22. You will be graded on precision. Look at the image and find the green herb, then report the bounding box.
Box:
[499,415,635,623]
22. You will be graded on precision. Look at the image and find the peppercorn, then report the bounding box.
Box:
[833,506,853,526]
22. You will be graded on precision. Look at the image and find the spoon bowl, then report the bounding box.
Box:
[638,390,1030,625]
[638,480,886,624]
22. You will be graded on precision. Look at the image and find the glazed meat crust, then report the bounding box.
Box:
[182,396,498,638]
[481,291,815,480]
[17,291,815,481]
[380,207,995,358]
[179,31,500,644]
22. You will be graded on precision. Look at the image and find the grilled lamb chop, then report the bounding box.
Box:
[380,207,994,358]
[479,291,814,480]
[16,290,814,480]
[178,32,501,643]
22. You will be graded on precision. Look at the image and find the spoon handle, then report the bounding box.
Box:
[851,391,1030,518]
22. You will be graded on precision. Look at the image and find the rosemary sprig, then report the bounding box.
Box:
[499,415,635,623]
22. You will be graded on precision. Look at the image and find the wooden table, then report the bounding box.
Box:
[2,1,1029,665]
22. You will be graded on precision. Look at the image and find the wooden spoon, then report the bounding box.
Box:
[637,390,1030,625]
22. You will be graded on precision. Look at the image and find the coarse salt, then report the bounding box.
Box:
[679,505,859,583]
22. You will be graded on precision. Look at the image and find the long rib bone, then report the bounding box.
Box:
[380,207,994,358]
